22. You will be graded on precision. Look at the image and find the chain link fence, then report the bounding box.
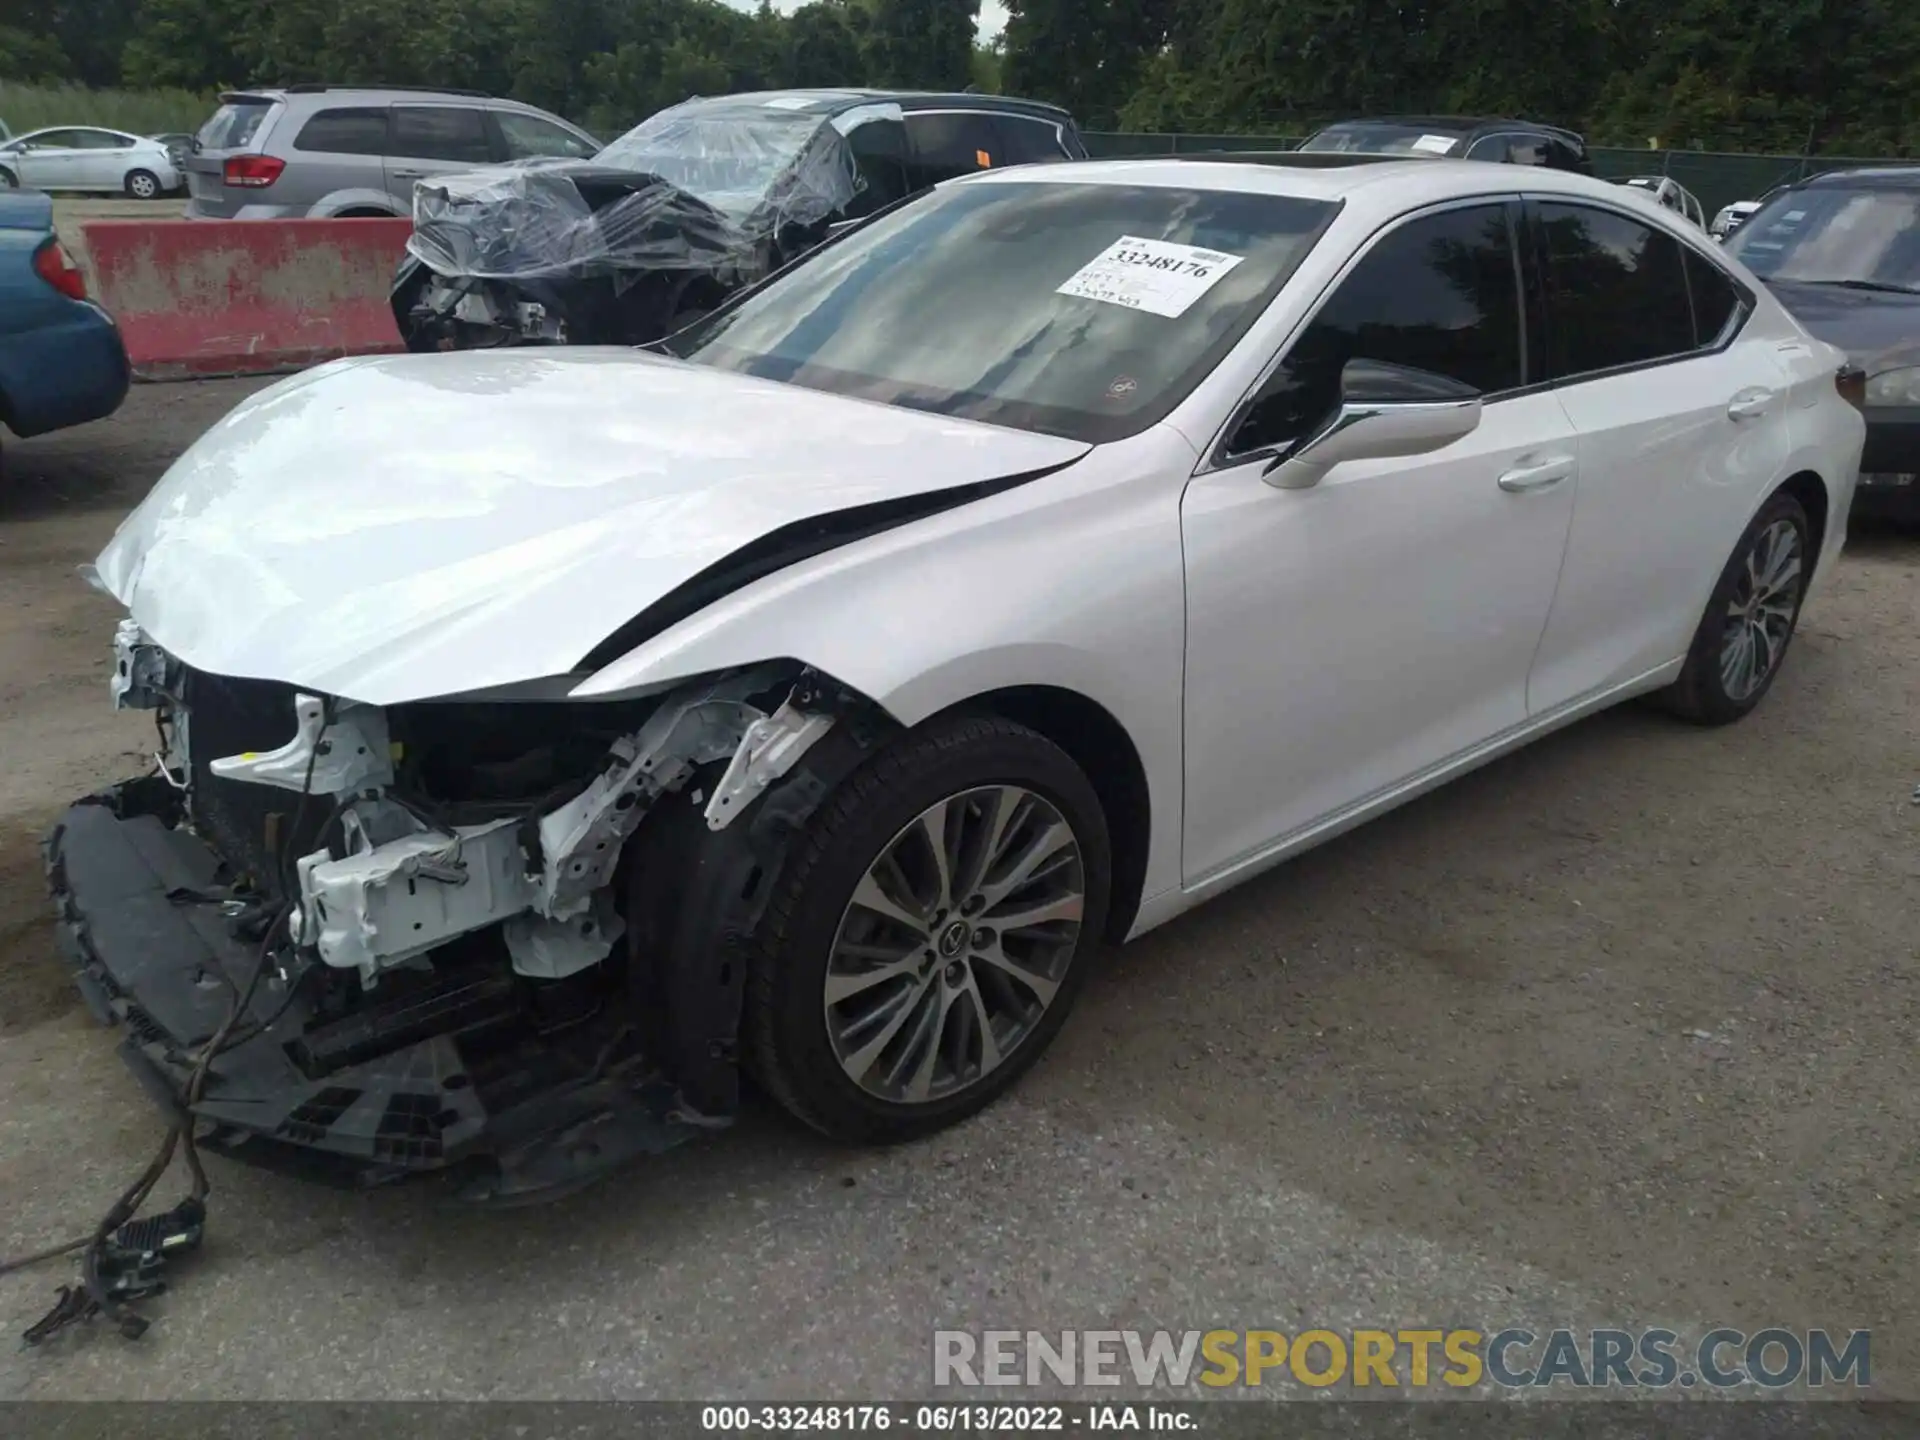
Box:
[1080,132,1911,216]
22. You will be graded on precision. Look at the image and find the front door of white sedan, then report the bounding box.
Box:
[1180,199,1580,886]
[12,129,88,189]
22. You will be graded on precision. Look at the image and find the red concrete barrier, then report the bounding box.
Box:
[79,218,414,381]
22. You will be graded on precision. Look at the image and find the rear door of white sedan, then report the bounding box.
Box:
[1180,199,1580,884]
[1521,198,1795,713]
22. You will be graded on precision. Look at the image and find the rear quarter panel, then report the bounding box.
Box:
[0,225,131,437]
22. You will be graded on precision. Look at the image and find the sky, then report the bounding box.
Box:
[751,0,1011,41]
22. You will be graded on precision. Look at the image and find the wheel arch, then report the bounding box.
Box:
[1775,468,1830,563]
[932,683,1152,944]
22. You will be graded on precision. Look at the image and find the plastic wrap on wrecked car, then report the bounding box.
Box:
[404,107,861,282]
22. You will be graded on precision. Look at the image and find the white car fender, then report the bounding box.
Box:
[571,424,1200,911]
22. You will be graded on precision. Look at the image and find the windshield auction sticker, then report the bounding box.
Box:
[1056,236,1245,318]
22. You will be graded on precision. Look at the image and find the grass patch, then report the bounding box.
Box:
[0,80,214,139]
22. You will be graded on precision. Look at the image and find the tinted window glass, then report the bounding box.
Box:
[1228,203,1522,456]
[1300,122,1465,156]
[993,115,1069,165]
[1685,249,1746,344]
[29,130,86,148]
[197,100,272,151]
[295,107,390,156]
[841,119,909,218]
[1538,202,1694,379]
[390,106,492,163]
[1506,135,1551,166]
[672,181,1336,444]
[904,112,1001,188]
[496,111,597,160]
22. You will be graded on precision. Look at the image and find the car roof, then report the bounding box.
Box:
[1799,165,1920,190]
[1313,114,1585,143]
[964,154,1673,218]
[19,124,130,136]
[681,88,1075,122]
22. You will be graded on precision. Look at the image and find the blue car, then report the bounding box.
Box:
[0,190,129,442]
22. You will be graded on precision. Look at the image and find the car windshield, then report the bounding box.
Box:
[1299,123,1465,157]
[596,104,831,217]
[667,179,1338,444]
[1726,185,1920,288]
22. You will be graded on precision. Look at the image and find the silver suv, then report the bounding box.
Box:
[184,85,600,219]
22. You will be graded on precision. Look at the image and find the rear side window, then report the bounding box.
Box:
[1229,202,1524,456]
[495,111,597,161]
[198,100,273,151]
[904,111,1000,189]
[1684,249,1748,346]
[391,106,493,164]
[1537,202,1694,379]
[992,115,1071,165]
[294,107,390,156]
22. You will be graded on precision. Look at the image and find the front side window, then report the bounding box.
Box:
[670,180,1337,444]
[1537,202,1695,379]
[390,106,492,164]
[1227,203,1524,457]
[1725,185,1920,291]
[496,111,597,161]
[295,107,391,156]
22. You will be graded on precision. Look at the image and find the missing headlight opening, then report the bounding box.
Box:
[52,638,868,1225]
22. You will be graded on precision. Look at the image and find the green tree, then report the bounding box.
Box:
[785,2,866,89]
[868,0,978,89]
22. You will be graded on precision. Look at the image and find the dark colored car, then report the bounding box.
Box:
[1724,167,1920,520]
[1298,116,1592,172]
[0,190,129,448]
[393,87,1087,351]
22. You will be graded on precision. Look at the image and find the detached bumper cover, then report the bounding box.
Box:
[44,778,711,1199]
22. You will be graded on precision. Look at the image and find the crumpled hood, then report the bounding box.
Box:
[95,348,1089,705]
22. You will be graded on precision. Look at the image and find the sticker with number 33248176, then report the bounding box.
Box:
[1056,235,1245,318]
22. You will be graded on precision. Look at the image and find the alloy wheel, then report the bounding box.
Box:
[824,785,1086,1105]
[1720,518,1803,702]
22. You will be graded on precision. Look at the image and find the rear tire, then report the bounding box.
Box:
[745,716,1111,1144]
[124,169,160,200]
[1653,490,1811,725]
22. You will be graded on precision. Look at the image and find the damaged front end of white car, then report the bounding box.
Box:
[52,619,869,1201]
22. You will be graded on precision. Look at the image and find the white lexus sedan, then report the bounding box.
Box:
[52,156,1862,1201]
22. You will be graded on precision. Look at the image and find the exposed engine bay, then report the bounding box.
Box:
[50,621,877,1203]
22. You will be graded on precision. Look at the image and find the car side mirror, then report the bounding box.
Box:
[1264,359,1484,490]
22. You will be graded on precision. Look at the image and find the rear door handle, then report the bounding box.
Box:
[1728,387,1775,420]
[1497,454,1575,494]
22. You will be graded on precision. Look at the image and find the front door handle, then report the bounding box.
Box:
[1497,454,1575,494]
[1728,387,1775,421]
[391,168,426,180]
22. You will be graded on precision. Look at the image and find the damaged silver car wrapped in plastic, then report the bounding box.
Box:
[392,94,864,350]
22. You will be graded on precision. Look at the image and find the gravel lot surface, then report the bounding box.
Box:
[0,380,1914,1401]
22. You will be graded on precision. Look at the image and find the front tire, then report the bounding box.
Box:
[0,168,17,189]
[124,169,160,200]
[1655,490,1811,725]
[745,716,1111,1143]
